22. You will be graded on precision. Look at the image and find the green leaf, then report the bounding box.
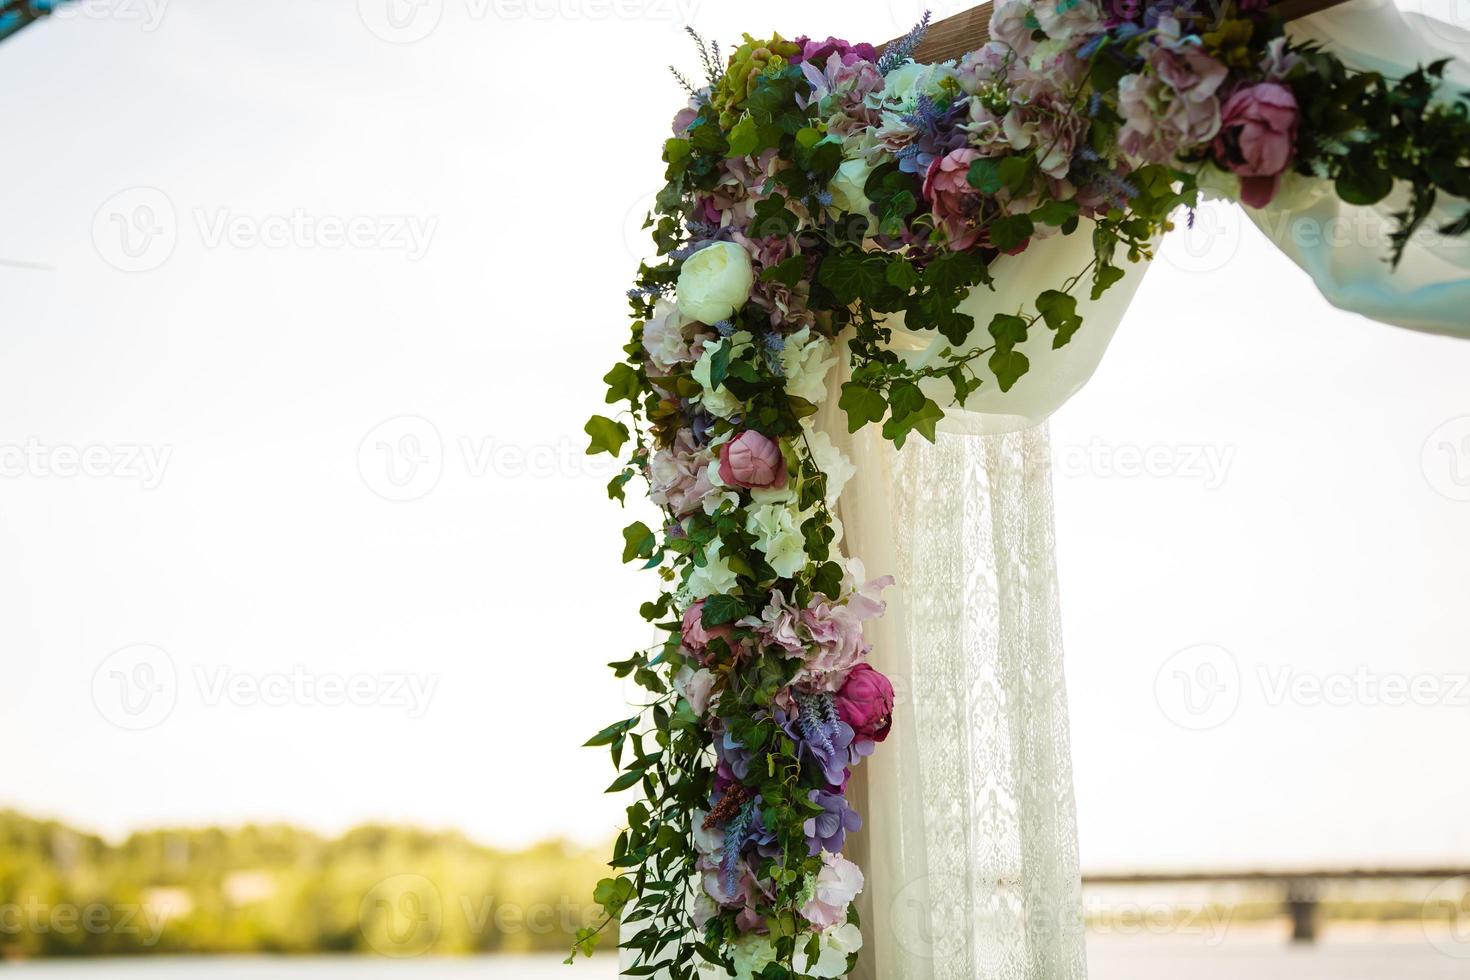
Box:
[701,593,748,627]
[761,253,807,289]
[727,115,759,157]
[1090,263,1127,301]
[884,256,921,290]
[987,312,1029,352]
[817,253,887,305]
[604,770,643,794]
[1335,167,1394,206]
[603,362,640,404]
[989,349,1031,392]
[988,213,1034,253]
[811,561,844,599]
[621,521,656,563]
[1031,199,1080,227]
[838,382,887,432]
[708,339,732,390]
[584,415,629,456]
[607,469,634,503]
[1035,289,1083,348]
[593,877,637,917]
[967,158,1003,193]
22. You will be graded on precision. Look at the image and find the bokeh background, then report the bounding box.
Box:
[2,0,1469,976]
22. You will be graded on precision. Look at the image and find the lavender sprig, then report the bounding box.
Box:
[877,10,931,75]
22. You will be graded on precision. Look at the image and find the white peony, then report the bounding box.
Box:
[794,922,865,978]
[686,536,740,599]
[745,500,809,579]
[879,60,957,108]
[677,241,754,325]
[801,426,855,508]
[781,327,838,405]
[691,332,751,419]
[828,157,875,217]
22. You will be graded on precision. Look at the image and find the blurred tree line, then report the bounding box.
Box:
[0,809,607,958]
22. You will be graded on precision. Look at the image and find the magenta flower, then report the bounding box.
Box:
[834,664,895,742]
[1214,83,1300,208]
[792,35,877,66]
[718,431,787,489]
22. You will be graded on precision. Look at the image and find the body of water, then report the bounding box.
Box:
[4,940,1467,978]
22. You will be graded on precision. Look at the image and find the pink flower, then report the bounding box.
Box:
[1117,72,1221,165]
[1214,83,1300,209]
[922,148,984,251]
[682,600,733,661]
[834,664,895,742]
[675,665,718,716]
[799,853,865,929]
[649,430,717,518]
[718,431,788,489]
[798,575,894,690]
[756,589,805,656]
[792,35,877,67]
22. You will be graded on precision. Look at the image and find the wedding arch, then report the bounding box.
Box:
[576,0,1470,977]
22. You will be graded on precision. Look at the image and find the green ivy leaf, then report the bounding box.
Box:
[603,362,640,405]
[989,349,1031,392]
[701,593,748,626]
[988,213,1035,253]
[727,115,759,157]
[818,253,887,305]
[621,521,656,563]
[967,158,1003,193]
[585,415,629,456]
[761,253,807,289]
[838,382,887,433]
[1031,199,1080,227]
[1034,289,1083,348]
[987,312,1029,352]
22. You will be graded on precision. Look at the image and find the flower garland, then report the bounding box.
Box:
[576,4,1469,978]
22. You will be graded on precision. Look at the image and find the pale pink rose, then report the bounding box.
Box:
[718,430,787,489]
[649,430,717,518]
[1214,83,1299,208]
[799,854,865,929]
[675,665,718,716]
[756,589,806,656]
[642,300,693,373]
[922,147,984,251]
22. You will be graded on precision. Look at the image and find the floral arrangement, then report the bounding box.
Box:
[575,3,1469,978]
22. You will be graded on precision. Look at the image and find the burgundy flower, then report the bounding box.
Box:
[834,664,895,742]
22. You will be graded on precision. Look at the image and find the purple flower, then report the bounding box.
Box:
[792,35,878,67]
[779,702,873,787]
[805,789,862,855]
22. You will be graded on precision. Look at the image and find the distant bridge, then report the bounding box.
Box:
[1083,867,1470,942]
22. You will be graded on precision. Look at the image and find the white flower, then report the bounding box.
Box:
[745,500,809,579]
[793,922,865,978]
[802,426,855,508]
[879,60,956,109]
[800,853,866,928]
[691,332,751,419]
[691,809,724,857]
[731,934,778,979]
[642,299,693,372]
[780,327,838,405]
[674,665,718,716]
[686,536,740,599]
[828,157,874,216]
[677,241,754,325]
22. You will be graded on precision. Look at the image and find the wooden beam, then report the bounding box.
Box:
[887,0,1358,63]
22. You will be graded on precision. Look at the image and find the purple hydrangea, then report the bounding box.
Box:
[805,789,862,855]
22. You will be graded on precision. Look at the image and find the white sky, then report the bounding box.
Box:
[1,0,1467,873]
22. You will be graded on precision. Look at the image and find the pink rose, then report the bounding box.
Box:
[834,664,895,742]
[718,430,787,489]
[682,600,733,661]
[1214,83,1299,208]
[922,148,984,251]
